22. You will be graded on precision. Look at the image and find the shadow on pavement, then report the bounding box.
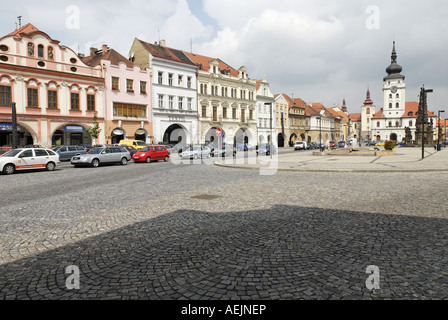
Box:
[1,205,447,300]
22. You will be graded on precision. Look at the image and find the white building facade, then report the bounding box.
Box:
[256,76,276,146]
[129,39,199,146]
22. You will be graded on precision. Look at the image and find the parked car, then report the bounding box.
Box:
[329,141,337,149]
[71,146,131,168]
[52,145,86,161]
[397,141,406,147]
[119,139,147,150]
[366,141,377,146]
[236,143,255,152]
[338,141,346,148]
[294,141,307,151]
[212,144,237,157]
[316,143,326,150]
[1,148,60,175]
[375,140,385,147]
[133,145,170,163]
[181,145,211,159]
[158,144,173,154]
[257,144,276,156]
[308,142,318,150]
[120,145,138,157]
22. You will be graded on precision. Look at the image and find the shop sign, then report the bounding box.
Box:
[64,125,85,132]
[0,122,22,131]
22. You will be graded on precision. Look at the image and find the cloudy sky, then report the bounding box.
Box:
[1,0,447,114]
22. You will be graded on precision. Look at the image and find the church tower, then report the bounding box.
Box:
[383,42,406,120]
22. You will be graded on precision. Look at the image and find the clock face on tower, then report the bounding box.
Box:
[391,86,398,94]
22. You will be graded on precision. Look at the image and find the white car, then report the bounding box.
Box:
[294,141,307,150]
[181,145,211,159]
[0,148,60,175]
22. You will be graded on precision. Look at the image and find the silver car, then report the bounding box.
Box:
[71,146,131,168]
[211,144,237,158]
[181,145,211,159]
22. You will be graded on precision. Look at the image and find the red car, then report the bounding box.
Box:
[132,145,170,163]
[329,141,336,149]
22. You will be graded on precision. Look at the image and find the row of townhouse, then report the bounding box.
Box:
[0,23,359,150]
[0,24,262,148]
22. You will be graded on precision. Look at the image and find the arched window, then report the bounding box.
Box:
[366,108,370,115]
[395,121,400,127]
[396,94,400,99]
[396,103,400,108]
[388,121,392,127]
[389,103,393,108]
[389,94,392,99]
[409,120,413,127]
[377,121,380,128]
[38,45,44,58]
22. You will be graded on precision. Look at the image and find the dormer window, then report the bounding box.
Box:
[408,112,413,117]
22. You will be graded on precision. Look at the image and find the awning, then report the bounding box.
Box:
[112,129,124,135]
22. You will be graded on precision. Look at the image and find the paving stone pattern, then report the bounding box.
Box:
[0,158,447,300]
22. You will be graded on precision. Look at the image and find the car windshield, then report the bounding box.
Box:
[1,150,22,157]
[137,141,146,146]
[88,148,104,154]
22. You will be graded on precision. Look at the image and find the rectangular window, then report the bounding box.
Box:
[249,109,254,121]
[213,106,218,121]
[178,97,183,110]
[140,81,147,94]
[112,77,119,90]
[71,93,80,110]
[168,74,173,86]
[187,77,192,89]
[188,98,192,110]
[0,85,12,106]
[87,94,95,111]
[202,105,207,118]
[178,75,183,87]
[48,91,58,109]
[232,108,237,119]
[126,79,134,92]
[27,88,38,108]
[113,103,147,118]
[158,72,163,85]
[223,107,227,119]
[169,96,174,109]
[241,109,246,123]
[158,95,164,108]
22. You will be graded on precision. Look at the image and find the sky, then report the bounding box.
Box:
[1,0,447,114]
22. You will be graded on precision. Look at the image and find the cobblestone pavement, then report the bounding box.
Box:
[0,156,447,300]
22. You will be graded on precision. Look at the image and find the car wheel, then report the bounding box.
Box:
[145,157,151,163]
[164,156,169,162]
[121,157,128,165]
[92,159,100,168]
[211,153,215,158]
[46,162,56,171]
[3,164,15,175]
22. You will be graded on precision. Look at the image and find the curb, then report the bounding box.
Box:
[213,163,448,173]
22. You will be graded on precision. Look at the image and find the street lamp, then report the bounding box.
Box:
[316,116,322,152]
[438,110,445,151]
[265,102,273,159]
[419,86,433,160]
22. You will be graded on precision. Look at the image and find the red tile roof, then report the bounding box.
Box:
[184,51,238,76]
[349,113,361,121]
[137,39,196,67]
[82,47,135,69]
[1,23,59,44]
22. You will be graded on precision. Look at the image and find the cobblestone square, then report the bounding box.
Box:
[1,149,448,301]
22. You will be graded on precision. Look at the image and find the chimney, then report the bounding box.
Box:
[102,44,108,55]
[90,47,98,56]
[159,40,166,47]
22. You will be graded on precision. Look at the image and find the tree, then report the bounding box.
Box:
[86,113,102,145]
